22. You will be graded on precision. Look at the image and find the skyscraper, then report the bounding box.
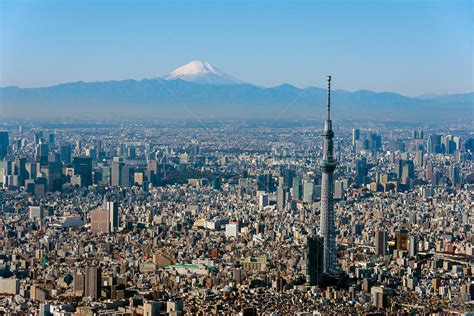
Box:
[72,157,92,187]
[355,158,368,186]
[73,272,85,297]
[303,180,314,203]
[48,133,55,148]
[408,234,418,258]
[282,169,295,190]
[60,144,72,164]
[36,142,49,166]
[106,200,119,233]
[292,176,302,201]
[320,76,338,275]
[34,132,44,145]
[351,128,360,146]
[111,157,130,187]
[48,161,63,191]
[257,173,276,192]
[90,198,119,234]
[277,187,287,210]
[91,208,110,233]
[85,266,102,299]
[375,230,387,257]
[306,235,324,286]
[258,193,268,211]
[146,159,160,186]
[14,158,27,186]
[427,134,441,153]
[111,157,123,187]
[395,229,409,251]
[0,132,9,159]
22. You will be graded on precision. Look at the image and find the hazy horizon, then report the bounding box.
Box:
[1,58,473,98]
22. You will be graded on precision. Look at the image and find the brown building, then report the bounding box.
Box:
[375,230,387,256]
[74,272,85,297]
[153,252,175,268]
[91,208,110,233]
[85,266,102,299]
[395,229,409,251]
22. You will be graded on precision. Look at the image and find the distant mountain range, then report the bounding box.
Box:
[0,61,472,120]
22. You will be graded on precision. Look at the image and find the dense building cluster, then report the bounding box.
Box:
[0,117,473,315]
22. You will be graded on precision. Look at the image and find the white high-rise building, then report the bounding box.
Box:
[258,193,268,211]
[225,222,239,238]
[105,200,119,233]
[29,206,44,220]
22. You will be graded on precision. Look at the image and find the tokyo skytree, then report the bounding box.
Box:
[320,75,338,275]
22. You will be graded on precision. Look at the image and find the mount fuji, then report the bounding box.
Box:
[160,61,246,86]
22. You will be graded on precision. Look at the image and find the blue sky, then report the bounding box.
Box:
[0,0,472,96]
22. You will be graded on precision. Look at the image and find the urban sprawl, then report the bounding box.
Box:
[0,109,473,315]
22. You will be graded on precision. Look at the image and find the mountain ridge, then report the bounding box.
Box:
[0,60,472,121]
[1,78,472,121]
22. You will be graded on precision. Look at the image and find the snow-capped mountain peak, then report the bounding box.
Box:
[161,60,245,86]
[170,60,220,76]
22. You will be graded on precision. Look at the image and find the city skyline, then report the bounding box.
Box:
[1,114,472,314]
[1,0,473,96]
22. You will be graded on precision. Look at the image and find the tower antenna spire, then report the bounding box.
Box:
[326,75,331,121]
[320,75,338,276]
